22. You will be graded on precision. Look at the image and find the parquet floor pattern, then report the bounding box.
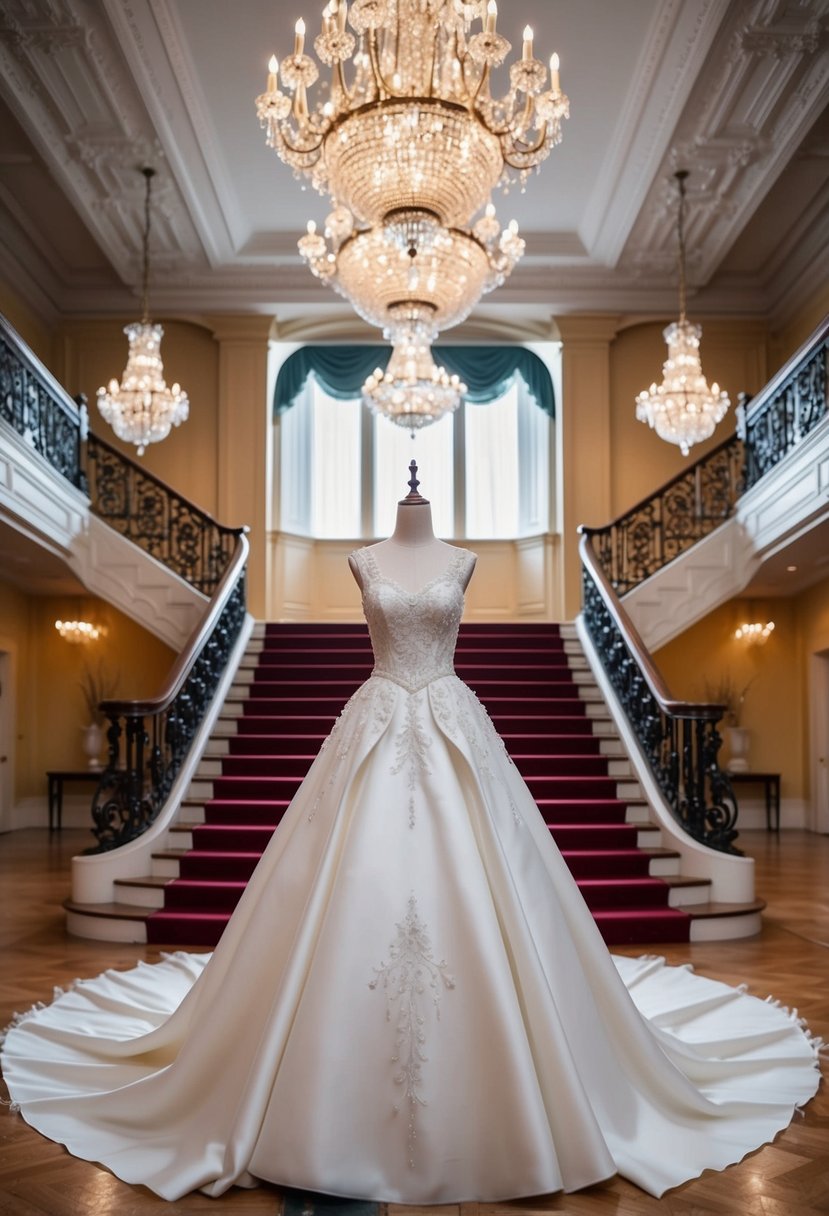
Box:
[1,829,826,1216]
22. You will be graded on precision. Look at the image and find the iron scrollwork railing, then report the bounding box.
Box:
[591,435,744,596]
[592,316,829,597]
[0,313,87,492]
[580,529,739,854]
[739,320,829,490]
[87,532,249,852]
[85,428,238,595]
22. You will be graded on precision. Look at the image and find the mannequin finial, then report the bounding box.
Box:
[399,460,430,505]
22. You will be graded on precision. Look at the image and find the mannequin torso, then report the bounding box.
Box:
[349,502,476,595]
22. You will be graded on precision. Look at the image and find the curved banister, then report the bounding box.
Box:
[0,315,251,851]
[99,529,249,719]
[578,528,725,721]
[579,527,739,853]
[89,530,249,852]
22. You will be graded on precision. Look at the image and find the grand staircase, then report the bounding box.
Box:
[67,620,755,948]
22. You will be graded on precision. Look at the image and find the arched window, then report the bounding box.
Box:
[273,345,556,541]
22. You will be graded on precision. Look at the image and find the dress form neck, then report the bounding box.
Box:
[348,462,476,593]
[390,501,439,547]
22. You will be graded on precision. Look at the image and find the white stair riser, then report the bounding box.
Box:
[668,883,711,907]
[114,884,165,910]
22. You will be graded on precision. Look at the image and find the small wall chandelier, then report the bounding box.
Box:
[635,170,730,457]
[55,618,105,644]
[97,168,189,456]
[734,620,774,645]
[255,0,567,428]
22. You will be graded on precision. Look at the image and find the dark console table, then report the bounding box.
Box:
[46,769,103,832]
[727,771,781,832]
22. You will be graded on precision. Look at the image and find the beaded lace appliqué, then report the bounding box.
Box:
[369,895,455,1166]
[391,697,432,828]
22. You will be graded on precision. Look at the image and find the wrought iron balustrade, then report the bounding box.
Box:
[580,529,739,854]
[87,531,249,852]
[85,428,238,595]
[739,319,829,490]
[0,318,251,850]
[592,315,829,597]
[0,314,86,491]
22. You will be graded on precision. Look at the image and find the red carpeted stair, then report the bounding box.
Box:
[146,623,691,947]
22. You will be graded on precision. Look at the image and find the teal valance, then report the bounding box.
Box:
[274,345,554,417]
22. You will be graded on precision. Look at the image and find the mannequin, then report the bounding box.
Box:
[348,461,476,594]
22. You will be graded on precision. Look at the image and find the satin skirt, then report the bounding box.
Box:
[2,675,821,1202]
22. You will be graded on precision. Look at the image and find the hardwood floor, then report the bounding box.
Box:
[1,828,827,1216]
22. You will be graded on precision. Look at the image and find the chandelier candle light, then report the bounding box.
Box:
[635,170,730,457]
[97,168,189,455]
[256,0,568,428]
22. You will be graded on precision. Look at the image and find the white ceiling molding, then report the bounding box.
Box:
[0,0,825,324]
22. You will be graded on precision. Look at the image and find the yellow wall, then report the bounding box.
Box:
[769,286,829,373]
[0,584,173,802]
[655,596,801,797]
[0,289,54,368]
[654,576,829,811]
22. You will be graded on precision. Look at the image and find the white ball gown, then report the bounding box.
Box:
[1,544,821,1202]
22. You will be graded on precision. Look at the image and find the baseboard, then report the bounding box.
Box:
[734,796,808,831]
[10,794,98,832]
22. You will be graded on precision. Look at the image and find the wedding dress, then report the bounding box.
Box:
[1,543,821,1203]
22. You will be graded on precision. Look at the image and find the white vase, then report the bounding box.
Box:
[81,722,105,771]
[726,725,750,773]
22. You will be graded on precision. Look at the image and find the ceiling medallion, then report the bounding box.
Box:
[97,168,189,456]
[635,171,730,457]
[256,0,568,427]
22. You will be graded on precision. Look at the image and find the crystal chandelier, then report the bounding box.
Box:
[298,201,524,339]
[97,168,189,456]
[256,1,568,230]
[255,0,567,427]
[635,171,729,457]
[362,322,467,430]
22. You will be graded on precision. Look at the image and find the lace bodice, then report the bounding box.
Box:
[352,546,475,693]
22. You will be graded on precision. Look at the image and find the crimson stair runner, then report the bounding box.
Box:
[147,623,690,947]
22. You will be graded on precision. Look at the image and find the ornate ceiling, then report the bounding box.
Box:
[0,0,826,330]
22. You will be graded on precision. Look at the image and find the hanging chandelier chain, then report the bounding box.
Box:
[96,164,189,455]
[140,166,155,323]
[675,168,688,324]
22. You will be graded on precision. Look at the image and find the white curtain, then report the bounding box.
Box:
[373,412,454,537]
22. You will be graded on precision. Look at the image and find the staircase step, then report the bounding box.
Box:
[591,907,691,946]
[127,620,740,951]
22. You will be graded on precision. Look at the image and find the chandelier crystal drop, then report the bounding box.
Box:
[362,327,467,431]
[97,168,189,456]
[635,171,729,457]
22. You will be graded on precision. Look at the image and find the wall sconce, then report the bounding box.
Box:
[734,621,774,645]
[55,619,106,644]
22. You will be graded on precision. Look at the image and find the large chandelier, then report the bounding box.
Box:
[256,1,568,229]
[255,0,567,427]
[97,168,189,456]
[635,171,729,457]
